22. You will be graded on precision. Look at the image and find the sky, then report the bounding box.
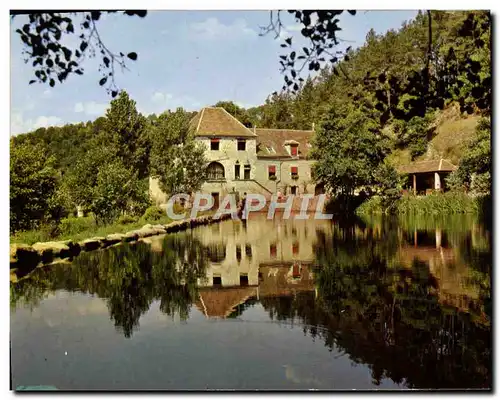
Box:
[10,10,419,135]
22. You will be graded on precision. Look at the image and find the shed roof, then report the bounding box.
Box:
[397,159,457,174]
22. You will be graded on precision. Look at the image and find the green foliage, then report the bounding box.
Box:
[358,191,486,216]
[393,114,434,159]
[10,140,63,232]
[90,161,148,225]
[103,91,150,179]
[149,108,208,195]
[141,206,165,222]
[272,11,491,118]
[396,192,480,215]
[448,117,491,194]
[117,214,138,225]
[356,195,384,215]
[311,101,389,197]
[372,162,403,211]
[58,216,96,237]
[11,224,56,245]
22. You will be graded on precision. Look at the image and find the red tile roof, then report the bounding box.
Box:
[255,128,314,159]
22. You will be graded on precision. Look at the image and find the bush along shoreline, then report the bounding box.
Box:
[10,212,231,274]
[356,192,490,216]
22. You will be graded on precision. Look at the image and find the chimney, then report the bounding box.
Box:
[312,122,315,131]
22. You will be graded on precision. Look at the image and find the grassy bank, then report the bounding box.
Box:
[356,192,488,216]
[11,206,214,245]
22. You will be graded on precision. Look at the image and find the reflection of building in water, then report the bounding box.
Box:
[396,228,484,317]
[185,217,329,318]
[192,217,331,289]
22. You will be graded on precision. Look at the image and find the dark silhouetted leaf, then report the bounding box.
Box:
[99,77,108,86]
[49,79,55,87]
[127,52,138,60]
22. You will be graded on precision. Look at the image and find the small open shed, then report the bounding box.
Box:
[398,159,457,195]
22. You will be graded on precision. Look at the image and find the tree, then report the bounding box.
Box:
[12,10,147,95]
[213,101,254,127]
[90,161,149,225]
[102,91,150,179]
[148,108,208,195]
[10,140,61,232]
[447,117,491,194]
[393,114,435,160]
[266,10,491,117]
[311,101,390,209]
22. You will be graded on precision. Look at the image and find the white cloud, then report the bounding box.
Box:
[34,116,64,129]
[151,92,173,103]
[11,111,64,135]
[73,101,108,116]
[190,17,256,40]
[42,89,52,98]
[140,92,201,116]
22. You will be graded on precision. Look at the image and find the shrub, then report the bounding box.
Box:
[11,224,56,245]
[58,216,95,237]
[142,206,165,222]
[395,192,478,215]
[117,214,138,225]
[356,196,383,215]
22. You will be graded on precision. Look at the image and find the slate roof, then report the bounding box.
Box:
[397,159,457,174]
[189,107,257,138]
[255,128,315,159]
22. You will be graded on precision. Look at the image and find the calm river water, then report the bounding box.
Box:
[10,214,491,390]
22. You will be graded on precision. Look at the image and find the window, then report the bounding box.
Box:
[210,138,220,151]
[236,244,242,262]
[245,244,252,259]
[290,186,297,195]
[207,162,225,180]
[240,274,249,286]
[213,275,222,286]
[292,242,299,255]
[244,164,251,180]
[234,163,240,180]
[206,244,226,263]
[292,263,301,279]
[237,139,246,151]
[268,165,276,179]
[291,166,298,179]
[290,145,298,156]
[270,243,277,258]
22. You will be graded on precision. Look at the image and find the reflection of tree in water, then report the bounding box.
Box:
[262,227,491,389]
[11,235,209,338]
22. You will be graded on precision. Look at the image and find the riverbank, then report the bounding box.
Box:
[356,192,490,216]
[10,213,232,272]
